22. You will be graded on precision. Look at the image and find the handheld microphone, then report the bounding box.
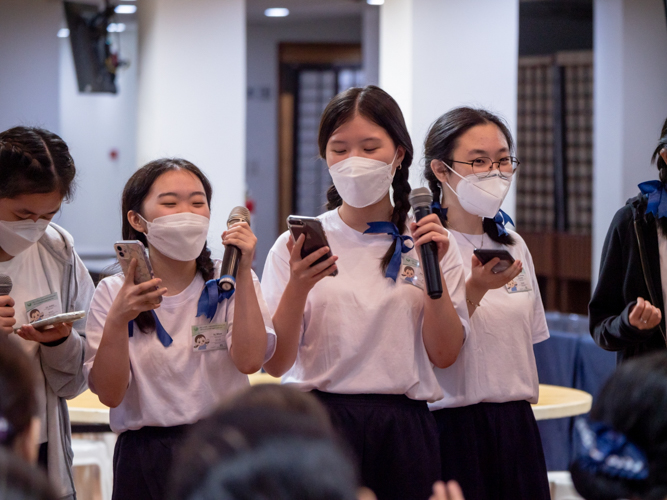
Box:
[219,206,251,292]
[409,187,443,300]
[0,275,12,298]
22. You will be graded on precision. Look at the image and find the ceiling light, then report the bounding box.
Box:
[107,23,126,33]
[264,8,289,17]
[367,0,384,4]
[57,28,70,38]
[114,5,137,14]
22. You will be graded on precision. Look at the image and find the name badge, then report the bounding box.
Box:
[399,255,425,290]
[25,292,62,323]
[192,323,229,352]
[505,269,532,294]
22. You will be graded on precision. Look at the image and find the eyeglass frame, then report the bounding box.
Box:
[444,156,520,178]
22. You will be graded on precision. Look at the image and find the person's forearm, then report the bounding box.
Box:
[465,278,487,317]
[90,318,130,408]
[423,270,464,369]
[262,280,309,377]
[229,269,268,374]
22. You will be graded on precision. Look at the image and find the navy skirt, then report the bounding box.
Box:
[313,391,441,500]
[432,400,550,500]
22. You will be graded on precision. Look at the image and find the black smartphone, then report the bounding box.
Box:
[473,248,515,273]
[287,216,338,277]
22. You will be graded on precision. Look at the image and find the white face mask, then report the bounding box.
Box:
[329,151,398,208]
[0,218,50,256]
[139,212,210,261]
[444,163,512,218]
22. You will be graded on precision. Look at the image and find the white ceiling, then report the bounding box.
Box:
[246,0,367,23]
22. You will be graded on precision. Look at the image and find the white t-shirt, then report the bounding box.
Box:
[84,261,276,434]
[261,209,469,403]
[429,229,549,410]
[0,244,58,444]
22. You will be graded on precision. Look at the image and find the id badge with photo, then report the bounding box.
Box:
[399,255,425,290]
[505,269,532,294]
[192,323,229,352]
[25,292,62,323]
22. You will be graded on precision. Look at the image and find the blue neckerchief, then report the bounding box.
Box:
[128,311,173,347]
[574,417,648,480]
[363,221,414,281]
[492,209,514,236]
[196,278,235,321]
[639,181,667,219]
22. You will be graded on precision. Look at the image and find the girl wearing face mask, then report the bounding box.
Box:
[423,107,550,500]
[261,86,469,500]
[0,127,93,500]
[84,159,276,500]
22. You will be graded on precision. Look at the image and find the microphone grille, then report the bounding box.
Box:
[0,275,12,296]
[409,187,434,210]
[227,206,251,227]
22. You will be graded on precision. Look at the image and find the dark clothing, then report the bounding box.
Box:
[313,391,440,500]
[589,194,666,363]
[112,425,192,500]
[432,401,550,500]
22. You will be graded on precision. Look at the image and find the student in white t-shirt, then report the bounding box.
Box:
[261,86,469,500]
[0,127,94,500]
[84,159,276,500]
[423,107,550,500]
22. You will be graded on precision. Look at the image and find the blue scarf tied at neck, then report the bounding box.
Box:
[128,311,173,347]
[639,181,667,219]
[196,279,235,321]
[493,209,515,237]
[363,221,414,281]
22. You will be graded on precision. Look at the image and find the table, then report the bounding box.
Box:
[531,384,592,421]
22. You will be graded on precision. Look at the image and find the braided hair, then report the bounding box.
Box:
[318,86,413,275]
[423,107,515,246]
[0,126,76,200]
[121,158,215,333]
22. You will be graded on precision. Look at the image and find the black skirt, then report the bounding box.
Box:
[112,424,192,500]
[432,400,550,500]
[313,391,441,500]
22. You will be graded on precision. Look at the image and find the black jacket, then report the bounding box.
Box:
[589,194,666,363]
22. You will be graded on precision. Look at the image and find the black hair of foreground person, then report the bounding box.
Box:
[570,351,667,500]
[0,446,57,500]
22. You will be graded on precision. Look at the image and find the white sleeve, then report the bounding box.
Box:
[260,231,292,317]
[440,233,471,343]
[521,243,550,344]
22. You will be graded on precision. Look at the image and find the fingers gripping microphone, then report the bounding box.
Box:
[409,187,443,300]
[219,206,251,292]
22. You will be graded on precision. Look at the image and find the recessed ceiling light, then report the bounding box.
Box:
[367,0,384,4]
[114,5,137,14]
[107,23,126,33]
[57,28,70,38]
[264,8,289,17]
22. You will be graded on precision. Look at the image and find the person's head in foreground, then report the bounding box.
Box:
[0,446,57,500]
[570,351,667,500]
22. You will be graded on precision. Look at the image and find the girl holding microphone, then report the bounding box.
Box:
[84,159,276,500]
[261,85,469,500]
[423,107,550,500]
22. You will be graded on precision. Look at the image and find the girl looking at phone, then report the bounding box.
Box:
[423,107,550,500]
[84,159,276,500]
[0,127,93,500]
[261,86,469,500]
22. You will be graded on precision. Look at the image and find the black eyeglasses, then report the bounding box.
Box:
[445,156,520,178]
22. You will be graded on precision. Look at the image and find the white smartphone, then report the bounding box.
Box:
[14,310,86,331]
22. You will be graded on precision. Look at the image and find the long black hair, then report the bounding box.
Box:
[121,158,215,333]
[651,116,667,183]
[318,85,413,274]
[0,126,76,200]
[423,107,515,245]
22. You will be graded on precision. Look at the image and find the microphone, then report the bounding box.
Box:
[0,275,12,298]
[409,187,443,300]
[219,206,251,292]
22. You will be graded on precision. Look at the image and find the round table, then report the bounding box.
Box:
[67,381,592,426]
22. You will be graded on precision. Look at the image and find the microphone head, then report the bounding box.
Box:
[409,187,434,210]
[0,275,12,296]
[227,206,251,228]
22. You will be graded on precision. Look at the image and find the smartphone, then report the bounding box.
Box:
[114,240,160,293]
[473,248,515,273]
[14,311,86,332]
[286,216,338,277]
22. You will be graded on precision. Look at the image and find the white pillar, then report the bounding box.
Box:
[363,4,380,86]
[592,0,667,284]
[379,0,519,214]
[137,0,246,259]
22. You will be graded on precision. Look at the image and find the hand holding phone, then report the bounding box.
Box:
[472,249,515,273]
[14,311,86,343]
[287,216,338,276]
[285,216,338,290]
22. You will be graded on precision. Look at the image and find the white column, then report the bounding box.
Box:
[379,0,519,213]
[592,0,667,284]
[137,0,246,259]
[363,4,381,86]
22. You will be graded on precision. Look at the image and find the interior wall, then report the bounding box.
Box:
[246,16,362,277]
